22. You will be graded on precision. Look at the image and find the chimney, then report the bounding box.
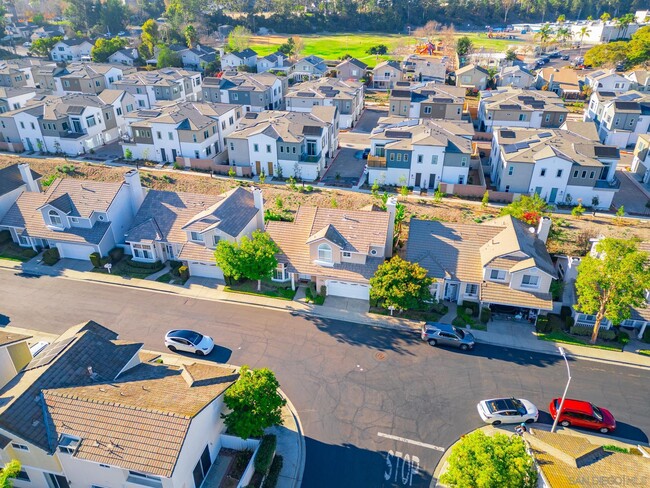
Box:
[385,197,397,257]
[252,187,264,229]
[537,216,552,243]
[18,163,39,192]
[547,71,555,88]
[123,169,145,215]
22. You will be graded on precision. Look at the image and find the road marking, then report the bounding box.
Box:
[378,432,445,452]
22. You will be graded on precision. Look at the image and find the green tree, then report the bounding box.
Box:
[140,19,159,59]
[91,37,128,63]
[394,202,406,240]
[64,0,99,34]
[31,36,63,58]
[571,202,585,217]
[556,26,572,46]
[185,24,198,48]
[366,44,388,55]
[214,239,244,284]
[157,46,182,68]
[575,238,650,344]
[201,59,221,76]
[615,13,635,39]
[584,41,628,67]
[100,0,128,35]
[557,14,566,23]
[369,256,433,312]
[222,366,286,439]
[482,190,490,208]
[535,24,553,52]
[456,36,474,56]
[440,431,537,488]
[505,49,517,61]
[0,460,21,487]
[600,12,611,22]
[228,26,253,52]
[628,26,650,65]
[499,193,549,223]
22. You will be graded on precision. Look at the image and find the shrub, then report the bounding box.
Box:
[643,327,650,344]
[0,230,10,244]
[565,316,575,330]
[178,265,189,281]
[109,247,124,262]
[127,258,163,270]
[618,330,630,346]
[599,329,616,341]
[462,300,479,317]
[254,434,277,475]
[262,455,283,488]
[570,326,616,340]
[560,306,572,319]
[480,307,491,324]
[536,316,551,333]
[42,248,60,265]
[89,252,102,268]
[320,285,326,297]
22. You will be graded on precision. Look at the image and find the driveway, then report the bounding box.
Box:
[321,148,366,187]
[612,170,650,216]
[87,140,124,160]
[354,107,387,134]
[322,296,369,313]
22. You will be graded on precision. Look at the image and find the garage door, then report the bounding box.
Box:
[56,242,96,260]
[188,261,224,279]
[325,280,370,300]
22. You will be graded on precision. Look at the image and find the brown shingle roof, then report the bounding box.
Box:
[0,164,41,197]
[481,281,553,310]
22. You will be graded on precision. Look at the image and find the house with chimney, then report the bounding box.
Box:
[0,320,240,488]
[265,202,395,301]
[290,55,329,81]
[0,163,41,220]
[257,51,291,74]
[125,187,264,279]
[407,215,557,319]
[0,171,144,260]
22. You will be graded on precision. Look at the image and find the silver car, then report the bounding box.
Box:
[421,322,475,351]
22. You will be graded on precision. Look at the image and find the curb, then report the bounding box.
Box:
[278,389,306,488]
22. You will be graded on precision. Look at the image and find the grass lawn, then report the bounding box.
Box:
[92,258,164,279]
[155,272,188,285]
[536,331,623,352]
[370,303,448,322]
[639,350,650,357]
[0,242,37,262]
[225,279,296,300]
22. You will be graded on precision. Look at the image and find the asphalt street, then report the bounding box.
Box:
[1,269,649,487]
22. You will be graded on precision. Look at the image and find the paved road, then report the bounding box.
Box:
[2,269,649,487]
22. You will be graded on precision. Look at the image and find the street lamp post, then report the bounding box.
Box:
[551,347,572,433]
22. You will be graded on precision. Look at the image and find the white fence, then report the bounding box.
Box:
[219,434,261,488]
[573,313,612,330]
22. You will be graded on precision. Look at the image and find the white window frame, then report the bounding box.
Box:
[521,274,540,288]
[190,231,204,242]
[49,210,62,226]
[489,269,507,281]
[317,243,332,262]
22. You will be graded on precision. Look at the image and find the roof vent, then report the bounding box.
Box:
[87,366,98,380]
[529,227,536,234]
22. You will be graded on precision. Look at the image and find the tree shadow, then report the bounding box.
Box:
[470,342,569,368]
[0,314,9,326]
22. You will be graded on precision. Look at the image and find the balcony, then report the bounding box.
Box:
[594,177,620,190]
[300,153,322,163]
[367,154,387,168]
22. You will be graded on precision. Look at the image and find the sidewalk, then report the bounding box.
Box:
[2,257,650,370]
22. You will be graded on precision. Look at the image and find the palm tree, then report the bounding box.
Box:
[555,26,572,47]
[535,24,553,53]
[615,13,635,40]
[0,460,21,488]
[579,26,591,56]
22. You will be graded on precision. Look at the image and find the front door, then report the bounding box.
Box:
[549,187,558,203]
[535,187,542,195]
[267,162,274,176]
[172,148,177,161]
[72,119,82,133]
[444,282,458,301]
[414,173,422,187]
[255,161,261,175]
[428,174,436,189]
[25,138,33,151]
[161,148,167,162]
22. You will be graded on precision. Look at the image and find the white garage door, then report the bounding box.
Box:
[325,280,370,300]
[188,261,224,279]
[56,242,96,260]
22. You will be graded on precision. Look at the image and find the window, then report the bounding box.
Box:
[30,122,35,129]
[518,114,526,121]
[193,446,212,488]
[85,115,96,127]
[590,171,595,179]
[581,170,587,178]
[389,153,395,161]
[229,116,234,125]
[508,166,514,176]
[465,284,478,296]
[19,121,24,129]
[317,243,332,262]
[417,154,423,163]
[116,107,122,116]
[397,153,402,161]
[505,185,510,192]
[342,251,351,258]
[460,157,467,167]
[280,146,284,153]
[126,471,162,488]
[521,275,539,287]
[203,130,209,139]
[138,100,145,107]
[559,115,564,123]
[266,144,272,153]
[192,134,197,143]
[540,168,546,177]
[206,146,212,156]
[49,210,62,226]
[191,231,203,242]
[213,235,220,246]
[490,269,506,281]
[63,80,70,87]
[232,92,239,100]
[230,142,234,151]
[254,143,259,152]
[573,170,579,178]
[11,442,29,451]
[424,106,432,114]
[168,132,173,140]
[556,169,563,177]
[58,435,80,454]
[126,104,133,112]
[194,150,200,158]
[431,155,438,164]
[156,131,162,140]
[95,80,101,87]
[44,473,70,488]
[544,114,551,122]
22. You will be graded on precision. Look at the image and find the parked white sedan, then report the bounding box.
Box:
[477,397,539,425]
[165,329,214,356]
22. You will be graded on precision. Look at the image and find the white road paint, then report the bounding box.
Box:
[384,450,420,486]
[378,432,445,452]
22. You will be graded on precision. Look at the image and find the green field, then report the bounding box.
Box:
[249,32,525,67]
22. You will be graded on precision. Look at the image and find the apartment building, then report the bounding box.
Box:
[585,90,650,148]
[477,88,569,132]
[388,82,465,120]
[367,117,474,189]
[225,107,338,181]
[0,93,123,155]
[122,101,241,165]
[53,63,137,95]
[113,68,203,109]
[285,77,364,129]
[49,38,94,62]
[202,72,285,112]
[489,122,620,208]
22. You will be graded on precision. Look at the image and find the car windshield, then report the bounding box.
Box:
[591,404,604,421]
[453,327,465,339]
[486,399,509,413]
[173,330,203,345]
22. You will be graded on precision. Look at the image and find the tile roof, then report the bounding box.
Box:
[337,57,368,70]
[0,331,32,347]
[178,241,216,262]
[266,206,390,283]
[481,281,553,310]
[0,164,41,197]
[126,101,237,131]
[538,67,581,92]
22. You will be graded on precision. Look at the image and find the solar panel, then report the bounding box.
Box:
[529,102,545,109]
[503,144,519,154]
[302,125,322,136]
[594,146,619,158]
[538,132,552,138]
[499,130,516,139]
[296,92,316,97]
[25,337,75,371]
[384,130,412,139]
[499,104,520,110]
[614,101,639,111]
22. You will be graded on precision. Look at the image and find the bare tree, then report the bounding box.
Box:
[502,0,516,23]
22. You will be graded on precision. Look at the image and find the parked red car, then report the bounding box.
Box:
[549,398,616,434]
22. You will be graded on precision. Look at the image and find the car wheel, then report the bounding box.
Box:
[492,420,501,426]
[195,350,204,356]
[525,418,535,424]
[428,339,437,346]
[560,420,571,427]
[599,427,609,434]
[167,345,177,352]
[460,344,469,351]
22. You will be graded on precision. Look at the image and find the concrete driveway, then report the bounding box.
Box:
[612,170,650,216]
[353,107,387,133]
[321,148,367,187]
[87,140,124,160]
[322,296,370,313]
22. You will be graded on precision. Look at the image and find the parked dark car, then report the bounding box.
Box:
[561,54,570,60]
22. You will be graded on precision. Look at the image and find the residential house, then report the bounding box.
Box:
[257,51,291,74]
[225,107,338,181]
[285,77,364,129]
[388,82,465,120]
[0,59,56,89]
[163,44,218,72]
[0,170,144,259]
[266,203,394,301]
[0,93,124,155]
[0,320,240,488]
[455,64,489,91]
[32,63,67,92]
[112,68,203,109]
[367,117,474,189]
[107,48,141,66]
[335,58,368,81]
[401,55,446,83]
[49,38,94,62]
[0,66,29,89]
[203,72,285,112]
[0,87,39,113]
[290,55,329,81]
[125,186,264,278]
[489,123,620,208]
[632,133,650,184]
[121,101,241,166]
[220,48,258,70]
[97,89,138,138]
[29,24,65,41]
[586,90,650,148]
[371,60,404,90]
[535,68,582,98]
[625,70,650,92]
[584,69,632,94]
[53,63,136,95]
[0,331,31,390]
[467,52,511,70]
[0,163,41,220]
[477,88,569,132]
[407,214,557,317]
[497,65,536,89]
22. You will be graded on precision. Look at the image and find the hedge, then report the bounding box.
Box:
[42,248,60,265]
[254,434,277,475]
[570,326,616,341]
[89,252,102,268]
[0,230,11,244]
[261,455,283,488]
[127,258,163,269]
[462,300,479,317]
[536,316,551,333]
[480,307,491,324]
[109,247,124,262]
[178,265,189,281]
